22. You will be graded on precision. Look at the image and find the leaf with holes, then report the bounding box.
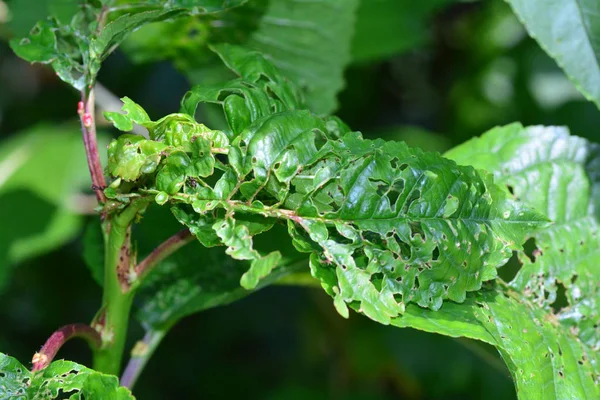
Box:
[0,353,134,399]
[446,123,600,351]
[181,44,305,137]
[392,286,600,399]
[107,91,548,326]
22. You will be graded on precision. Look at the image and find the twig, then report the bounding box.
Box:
[31,324,102,371]
[134,229,194,280]
[79,89,107,203]
[120,329,167,389]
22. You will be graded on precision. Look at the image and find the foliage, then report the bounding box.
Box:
[505,0,600,108]
[1,0,600,399]
[0,352,133,399]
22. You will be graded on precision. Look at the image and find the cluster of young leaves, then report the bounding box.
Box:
[8,0,248,89]
[0,352,133,399]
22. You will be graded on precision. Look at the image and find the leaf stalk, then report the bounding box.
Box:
[31,324,101,372]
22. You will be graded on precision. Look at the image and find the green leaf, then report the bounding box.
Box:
[9,20,58,63]
[446,123,600,351]
[392,287,600,399]
[181,44,304,136]
[505,0,600,108]
[0,353,134,399]
[109,105,547,325]
[352,0,454,63]
[123,0,358,115]
[244,0,359,114]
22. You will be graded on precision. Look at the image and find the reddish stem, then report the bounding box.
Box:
[135,229,194,280]
[79,89,106,203]
[32,324,102,372]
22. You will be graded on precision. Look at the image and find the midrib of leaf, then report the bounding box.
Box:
[145,192,542,225]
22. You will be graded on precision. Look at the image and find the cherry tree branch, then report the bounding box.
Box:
[31,324,102,371]
[79,89,106,203]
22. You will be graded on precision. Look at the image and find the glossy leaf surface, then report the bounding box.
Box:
[505,0,600,108]
[446,123,600,351]
[0,353,134,399]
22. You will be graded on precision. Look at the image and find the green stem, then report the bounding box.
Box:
[92,200,149,376]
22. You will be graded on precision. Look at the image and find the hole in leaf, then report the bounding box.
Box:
[522,238,539,262]
[409,221,425,240]
[395,236,411,260]
[506,185,515,195]
[371,272,384,291]
[550,281,569,313]
[432,246,440,261]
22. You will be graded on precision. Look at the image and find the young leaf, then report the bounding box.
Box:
[446,123,600,351]
[505,0,600,108]
[181,44,304,136]
[0,353,134,399]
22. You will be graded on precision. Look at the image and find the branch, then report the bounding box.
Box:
[120,329,167,389]
[79,89,107,203]
[134,229,194,281]
[31,324,102,372]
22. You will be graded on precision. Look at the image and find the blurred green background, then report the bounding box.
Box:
[1,0,598,399]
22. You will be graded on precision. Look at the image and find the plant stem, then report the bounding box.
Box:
[120,329,168,389]
[92,200,149,376]
[31,324,102,372]
[134,229,194,283]
[80,88,106,203]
